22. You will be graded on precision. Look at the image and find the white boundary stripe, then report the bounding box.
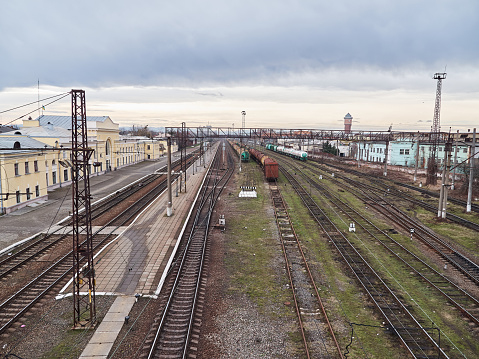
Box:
[57,150,208,298]
[57,183,169,297]
[0,233,42,256]
[154,145,216,296]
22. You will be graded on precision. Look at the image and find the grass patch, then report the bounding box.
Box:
[276,161,479,357]
[225,161,292,318]
[41,329,91,359]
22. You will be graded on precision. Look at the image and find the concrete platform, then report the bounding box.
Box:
[78,146,216,358]
[79,296,136,359]
[0,148,195,251]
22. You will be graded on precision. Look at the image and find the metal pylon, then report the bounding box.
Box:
[426,72,446,185]
[71,89,96,327]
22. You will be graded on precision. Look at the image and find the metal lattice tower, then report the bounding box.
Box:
[426,72,446,185]
[71,89,96,327]
[432,73,446,136]
[241,111,246,129]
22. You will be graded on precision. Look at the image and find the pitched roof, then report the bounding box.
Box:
[0,135,52,153]
[34,115,111,129]
[13,125,71,138]
[0,126,15,134]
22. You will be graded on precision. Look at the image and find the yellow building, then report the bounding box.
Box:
[0,135,54,214]
[0,115,173,214]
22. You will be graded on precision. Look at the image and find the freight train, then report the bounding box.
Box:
[266,144,308,161]
[248,148,279,181]
[229,141,250,162]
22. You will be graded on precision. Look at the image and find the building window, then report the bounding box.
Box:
[147,145,151,150]
[52,159,56,166]
[400,149,405,155]
[14,163,19,176]
[64,169,68,181]
[34,160,39,172]
[16,191,21,203]
[25,162,29,174]
[26,188,31,200]
[147,154,151,159]
[439,147,443,151]
[35,185,40,197]
[405,149,410,155]
[52,172,57,184]
[46,173,49,186]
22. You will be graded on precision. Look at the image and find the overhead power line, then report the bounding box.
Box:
[0,92,70,114]
[1,92,71,126]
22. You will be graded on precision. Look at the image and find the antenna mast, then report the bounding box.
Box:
[426,72,446,185]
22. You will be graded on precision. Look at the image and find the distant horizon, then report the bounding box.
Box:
[1,2,478,133]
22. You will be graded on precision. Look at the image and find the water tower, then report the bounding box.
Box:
[344,113,353,133]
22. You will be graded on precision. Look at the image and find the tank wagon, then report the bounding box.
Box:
[249,148,279,181]
[228,141,249,162]
[266,143,308,161]
[241,150,250,162]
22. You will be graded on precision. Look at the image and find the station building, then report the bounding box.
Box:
[0,115,176,214]
[356,139,473,170]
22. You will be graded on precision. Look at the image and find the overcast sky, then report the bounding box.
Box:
[1,0,478,131]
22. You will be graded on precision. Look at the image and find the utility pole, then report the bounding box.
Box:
[240,111,246,173]
[414,136,420,182]
[180,122,187,193]
[167,134,172,217]
[438,132,452,218]
[71,89,96,328]
[451,130,459,190]
[426,72,446,185]
[466,128,476,212]
[383,126,392,177]
[0,164,4,215]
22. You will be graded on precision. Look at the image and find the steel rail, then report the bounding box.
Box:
[0,154,203,335]
[284,159,479,327]
[270,182,343,358]
[0,154,199,284]
[280,166,449,358]
[318,159,479,214]
[316,160,479,228]
[147,143,234,359]
[307,163,479,287]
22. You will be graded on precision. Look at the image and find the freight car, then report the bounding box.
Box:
[241,150,250,162]
[249,148,279,181]
[266,143,308,161]
[228,140,250,162]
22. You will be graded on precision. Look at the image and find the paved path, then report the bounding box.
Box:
[0,161,164,250]
[79,146,216,358]
[0,149,195,251]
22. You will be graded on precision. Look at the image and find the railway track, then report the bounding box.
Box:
[269,182,343,359]
[323,159,479,214]
[303,163,479,287]
[0,154,199,285]
[280,166,448,358]
[0,152,202,336]
[142,142,233,359]
[316,160,479,230]
[282,160,479,329]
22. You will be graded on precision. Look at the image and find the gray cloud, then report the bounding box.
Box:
[1,1,478,91]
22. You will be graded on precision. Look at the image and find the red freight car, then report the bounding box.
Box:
[249,148,279,181]
[263,158,279,181]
